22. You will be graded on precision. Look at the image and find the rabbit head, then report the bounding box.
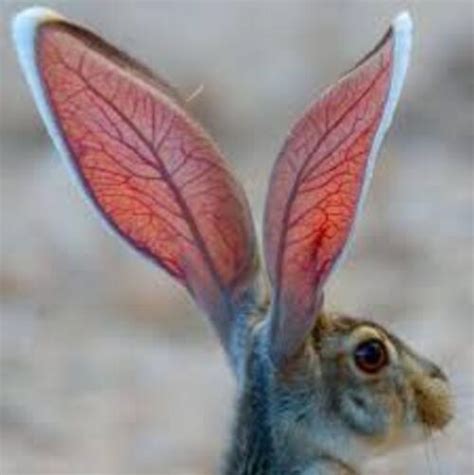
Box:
[13,7,452,474]
[264,312,453,472]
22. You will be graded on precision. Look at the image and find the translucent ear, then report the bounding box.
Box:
[264,12,412,363]
[13,7,258,350]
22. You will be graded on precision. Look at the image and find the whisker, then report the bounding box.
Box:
[422,425,436,475]
[430,431,443,475]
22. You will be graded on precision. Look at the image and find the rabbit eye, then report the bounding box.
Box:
[353,339,388,374]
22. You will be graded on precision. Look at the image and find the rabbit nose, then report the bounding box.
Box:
[410,352,448,382]
[428,364,447,382]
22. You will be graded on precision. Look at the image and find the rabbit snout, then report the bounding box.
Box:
[402,352,453,431]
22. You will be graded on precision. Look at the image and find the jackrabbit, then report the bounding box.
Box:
[13,7,452,474]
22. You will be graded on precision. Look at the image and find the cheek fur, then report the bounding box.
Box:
[338,388,391,436]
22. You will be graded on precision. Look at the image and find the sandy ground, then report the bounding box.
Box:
[1,1,473,474]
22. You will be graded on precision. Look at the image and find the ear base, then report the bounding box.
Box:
[13,7,259,352]
[264,12,413,364]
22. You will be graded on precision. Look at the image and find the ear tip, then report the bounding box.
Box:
[388,10,413,106]
[12,7,63,54]
[393,11,413,33]
[392,11,414,53]
[12,6,62,33]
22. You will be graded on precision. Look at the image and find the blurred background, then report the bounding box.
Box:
[1,1,472,474]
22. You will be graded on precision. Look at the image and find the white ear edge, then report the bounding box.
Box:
[12,7,151,261]
[14,7,145,239]
[357,11,412,230]
[12,7,87,192]
[12,7,65,147]
[328,11,413,277]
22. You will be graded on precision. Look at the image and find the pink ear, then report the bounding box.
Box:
[13,8,257,348]
[264,13,412,362]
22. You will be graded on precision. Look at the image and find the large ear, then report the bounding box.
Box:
[13,7,258,351]
[264,12,412,363]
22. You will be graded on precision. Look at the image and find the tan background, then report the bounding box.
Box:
[1,1,473,474]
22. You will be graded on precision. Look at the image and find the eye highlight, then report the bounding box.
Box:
[354,339,389,374]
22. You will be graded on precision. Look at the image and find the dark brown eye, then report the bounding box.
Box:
[354,339,388,374]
